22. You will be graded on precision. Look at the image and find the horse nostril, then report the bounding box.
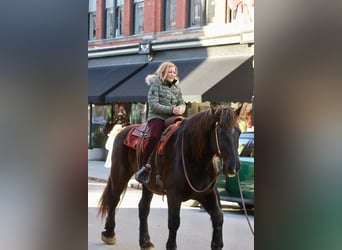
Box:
[227,169,236,178]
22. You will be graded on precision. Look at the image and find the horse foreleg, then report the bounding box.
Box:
[138,186,155,250]
[166,197,181,250]
[200,192,224,250]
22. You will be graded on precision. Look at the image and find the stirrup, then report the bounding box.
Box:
[135,164,151,184]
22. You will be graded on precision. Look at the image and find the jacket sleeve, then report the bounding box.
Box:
[148,84,174,114]
[176,86,186,110]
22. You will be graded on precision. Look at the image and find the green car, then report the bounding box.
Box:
[216,132,254,209]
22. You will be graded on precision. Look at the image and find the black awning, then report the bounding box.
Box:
[106,60,203,102]
[103,56,253,103]
[179,56,253,102]
[105,59,206,103]
[88,63,146,104]
[202,56,254,103]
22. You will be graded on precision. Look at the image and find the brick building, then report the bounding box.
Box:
[88,0,254,150]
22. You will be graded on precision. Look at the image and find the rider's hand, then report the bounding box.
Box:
[173,106,184,115]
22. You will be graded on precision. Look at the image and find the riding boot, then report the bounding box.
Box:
[135,163,151,184]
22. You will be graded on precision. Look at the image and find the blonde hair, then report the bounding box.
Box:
[155,61,178,82]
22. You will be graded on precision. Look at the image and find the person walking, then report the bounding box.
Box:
[135,61,186,184]
[104,124,123,168]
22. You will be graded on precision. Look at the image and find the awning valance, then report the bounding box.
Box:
[104,59,206,103]
[88,63,146,104]
[202,56,254,103]
[179,55,253,102]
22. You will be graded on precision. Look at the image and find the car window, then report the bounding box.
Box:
[238,138,254,157]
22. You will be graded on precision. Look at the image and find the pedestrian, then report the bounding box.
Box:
[104,124,123,168]
[135,61,186,184]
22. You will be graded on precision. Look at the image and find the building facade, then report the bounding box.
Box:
[88,0,254,153]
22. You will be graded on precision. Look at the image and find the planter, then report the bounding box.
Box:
[88,148,106,161]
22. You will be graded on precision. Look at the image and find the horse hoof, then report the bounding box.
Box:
[101,233,116,245]
[141,242,155,250]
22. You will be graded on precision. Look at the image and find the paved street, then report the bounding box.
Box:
[88,162,254,250]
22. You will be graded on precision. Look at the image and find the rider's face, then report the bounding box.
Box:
[165,66,177,83]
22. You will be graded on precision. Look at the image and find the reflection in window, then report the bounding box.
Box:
[134,0,144,34]
[89,12,96,40]
[207,0,215,24]
[239,139,254,157]
[106,7,114,38]
[190,0,203,26]
[165,0,176,30]
[88,0,96,40]
[105,0,123,38]
[190,0,216,26]
[115,0,124,37]
[89,105,112,148]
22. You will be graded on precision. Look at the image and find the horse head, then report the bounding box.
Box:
[211,106,241,177]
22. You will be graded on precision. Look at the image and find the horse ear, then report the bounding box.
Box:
[210,103,221,113]
[210,104,216,114]
[235,104,243,116]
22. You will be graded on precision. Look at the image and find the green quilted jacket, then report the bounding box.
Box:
[145,74,186,121]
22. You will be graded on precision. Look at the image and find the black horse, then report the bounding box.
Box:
[98,106,241,250]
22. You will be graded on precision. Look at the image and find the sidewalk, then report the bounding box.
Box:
[88,160,141,188]
[88,160,110,182]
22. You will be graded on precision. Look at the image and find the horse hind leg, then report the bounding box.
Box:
[100,169,132,245]
[101,190,117,245]
[138,186,155,250]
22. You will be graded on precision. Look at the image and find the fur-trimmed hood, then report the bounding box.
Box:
[145,74,179,86]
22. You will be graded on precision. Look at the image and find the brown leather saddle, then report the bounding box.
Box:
[123,116,184,154]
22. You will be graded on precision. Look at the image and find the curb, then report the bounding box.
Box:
[88,177,107,183]
[88,177,142,190]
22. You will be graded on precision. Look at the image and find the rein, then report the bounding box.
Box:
[180,125,220,193]
[237,175,255,235]
[216,122,254,235]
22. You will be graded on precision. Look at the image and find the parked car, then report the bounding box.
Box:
[216,132,254,209]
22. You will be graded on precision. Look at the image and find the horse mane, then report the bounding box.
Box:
[182,106,238,158]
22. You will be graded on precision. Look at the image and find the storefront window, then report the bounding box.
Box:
[130,103,146,124]
[88,104,112,148]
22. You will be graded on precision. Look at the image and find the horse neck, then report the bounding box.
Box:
[182,129,215,169]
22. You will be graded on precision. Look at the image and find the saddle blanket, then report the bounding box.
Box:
[123,119,184,155]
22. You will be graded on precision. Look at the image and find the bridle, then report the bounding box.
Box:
[180,123,222,193]
[216,122,254,235]
[214,122,222,158]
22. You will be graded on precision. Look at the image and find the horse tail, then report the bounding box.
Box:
[97,175,129,220]
[97,176,112,219]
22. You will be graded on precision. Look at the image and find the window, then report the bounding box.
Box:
[105,0,124,38]
[88,104,112,148]
[239,136,254,157]
[134,0,144,34]
[115,0,124,37]
[105,0,114,38]
[189,0,215,26]
[164,0,176,30]
[190,0,204,26]
[88,0,96,40]
[207,0,215,24]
